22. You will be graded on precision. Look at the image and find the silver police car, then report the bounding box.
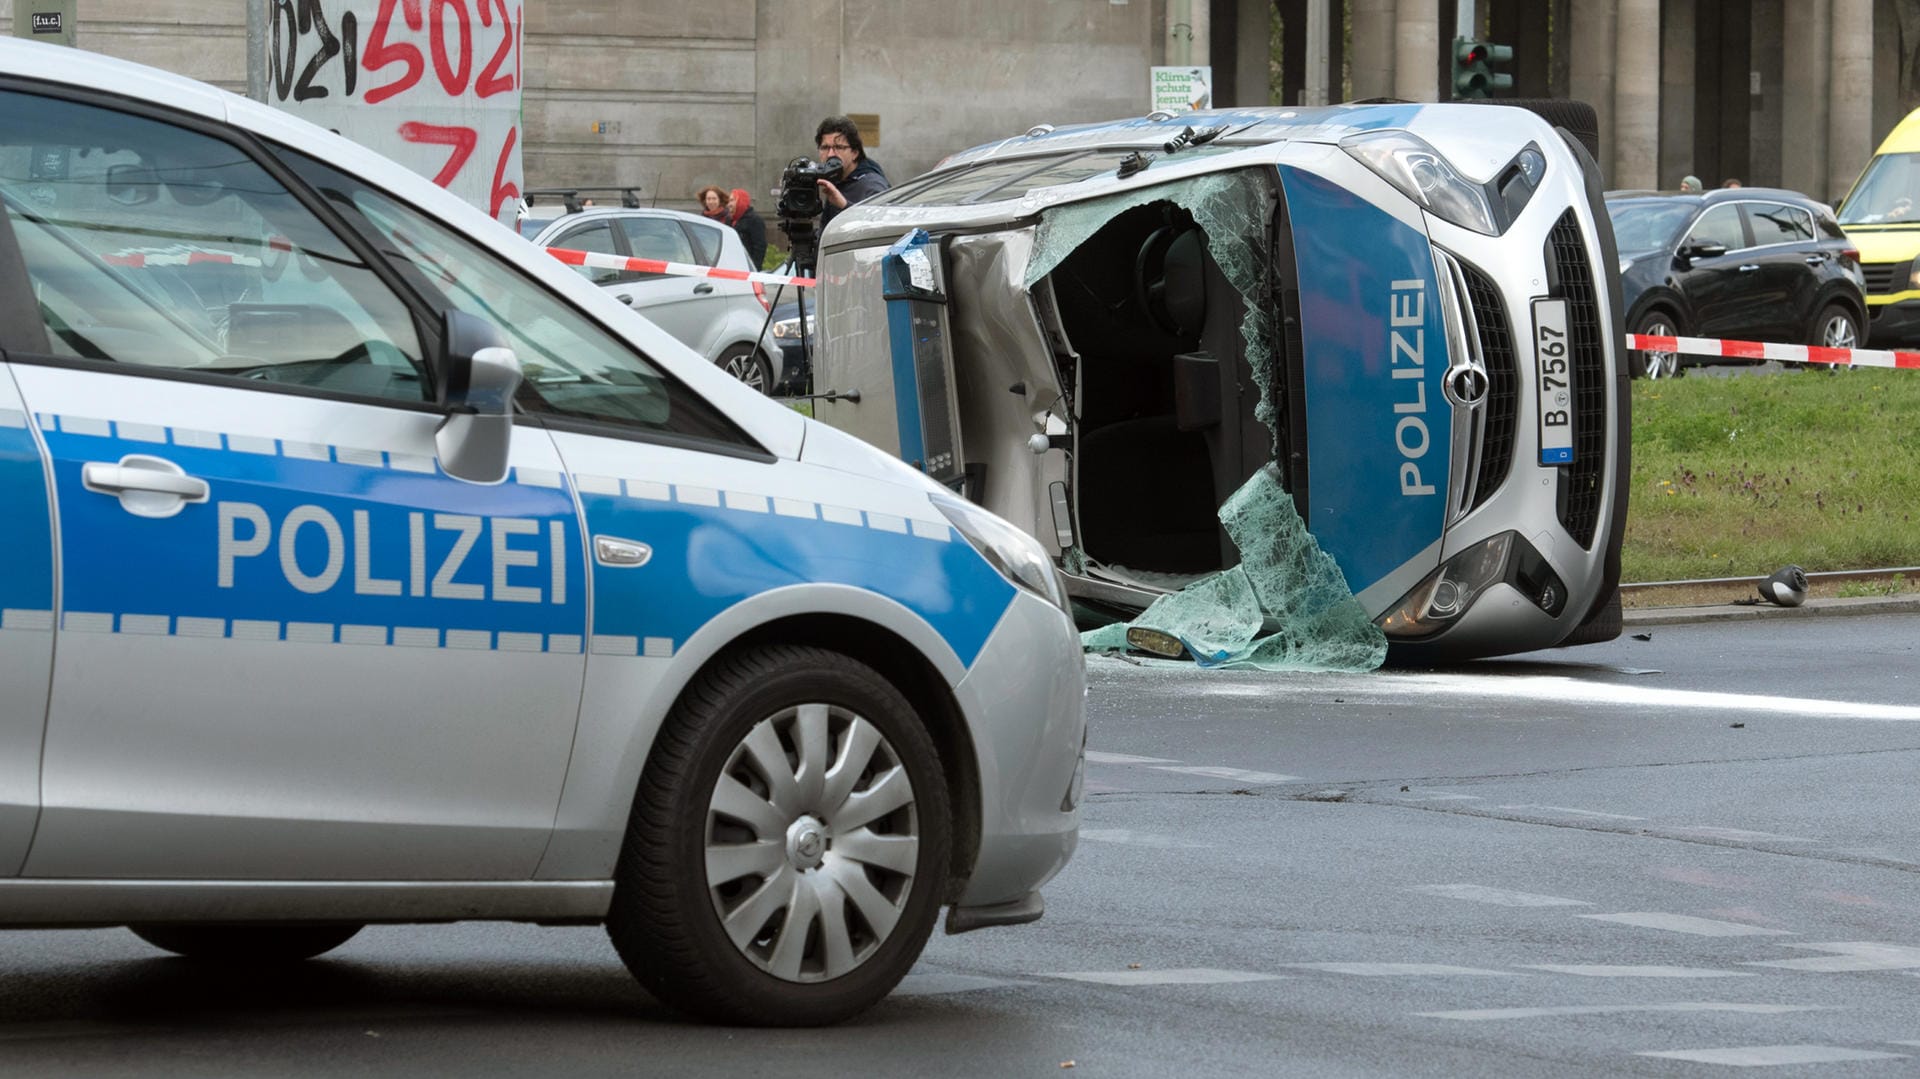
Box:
[0,38,1083,1026]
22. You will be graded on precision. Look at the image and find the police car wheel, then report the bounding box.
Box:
[717,345,772,394]
[606,645,951,1026]
[128,923,363,963]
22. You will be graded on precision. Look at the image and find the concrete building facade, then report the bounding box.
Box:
[2,1,1914,213]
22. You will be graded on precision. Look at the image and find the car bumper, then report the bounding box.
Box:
[949,590,1085,912]
[1865,298,1920,347]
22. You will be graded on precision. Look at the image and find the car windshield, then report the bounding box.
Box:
[1606,200,1695,256]
[1838,152,1920,225]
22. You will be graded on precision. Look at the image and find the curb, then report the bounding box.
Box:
[1622,594,1920,627]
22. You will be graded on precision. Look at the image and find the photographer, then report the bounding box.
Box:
[813,116,889,228]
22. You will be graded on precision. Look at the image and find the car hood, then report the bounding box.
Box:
[1844,227,1920,266]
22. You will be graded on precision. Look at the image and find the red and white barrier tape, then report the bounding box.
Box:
[544,246,816,288]
[1626,333,1920,370]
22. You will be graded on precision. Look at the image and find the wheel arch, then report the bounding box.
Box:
[1808,285,1867,337]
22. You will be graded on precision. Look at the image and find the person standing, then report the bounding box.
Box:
[813,116,890,229]
[727,187,767,268]
[1679,175,1703,193]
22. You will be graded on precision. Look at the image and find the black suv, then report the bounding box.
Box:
[1606,188,1867,378]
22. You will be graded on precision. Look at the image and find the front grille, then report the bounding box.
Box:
[1457,262,1517,513]
[1546,210,1607,549]
[1862,261,1901,295]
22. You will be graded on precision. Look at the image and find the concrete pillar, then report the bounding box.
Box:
[1780,0,1832,200]
[1303,0,1329,104]
[1829,0,1875,206]
[1612,0,1659,190]
[1350,0,1397,100]
[1233,0,1272,107]
[1168,0,1193,65]
[1659,0,1696,189]
[1191,0,1210,65]
[1395,0,1439,101]
[1748,0,1784,187]
[1568,0,1618,179]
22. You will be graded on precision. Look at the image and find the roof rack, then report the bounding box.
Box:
[522,186,646,214]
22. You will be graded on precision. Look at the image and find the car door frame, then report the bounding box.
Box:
[1739,199,1823,341]
[1674,201,1757,340]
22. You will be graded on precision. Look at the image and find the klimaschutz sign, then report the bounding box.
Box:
[1150,66,1213,112]
[261,0,524,226]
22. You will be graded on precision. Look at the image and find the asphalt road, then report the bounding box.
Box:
[2,609,1916,1077]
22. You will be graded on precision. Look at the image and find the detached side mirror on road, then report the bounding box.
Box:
[435,309,523,485]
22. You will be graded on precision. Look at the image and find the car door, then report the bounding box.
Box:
[0,357,54,876]
[611,215,724,358]
[0,86,587,881]
[1676,202,1755,338]
[1743,201,1824,339]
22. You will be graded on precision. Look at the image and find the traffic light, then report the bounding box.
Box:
[1452,37,1514,99]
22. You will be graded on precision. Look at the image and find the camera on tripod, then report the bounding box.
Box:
[775,154,841,273]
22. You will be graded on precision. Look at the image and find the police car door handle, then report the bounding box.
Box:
[594,535,652,566]
[82,456,210,517]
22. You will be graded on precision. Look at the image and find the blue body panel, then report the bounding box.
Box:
[1279,165,1450,594]
[40,421,588,647]
[578,487,1014,669]
[0,415,54,617]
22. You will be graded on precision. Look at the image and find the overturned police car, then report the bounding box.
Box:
[811,104,1629,663]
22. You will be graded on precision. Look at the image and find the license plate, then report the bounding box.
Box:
[1531,298,1574,465]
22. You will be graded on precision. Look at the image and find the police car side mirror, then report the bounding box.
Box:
[435,310,523,485]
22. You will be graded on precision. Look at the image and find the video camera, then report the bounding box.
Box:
[775,154,842,274]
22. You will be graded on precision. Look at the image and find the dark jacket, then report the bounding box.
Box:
[727,188,768,268]
[821,156,890,229]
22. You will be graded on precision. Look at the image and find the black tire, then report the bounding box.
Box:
[1630,309,1684,380]
[129,923,362,963]
[606,645,951,1026]
[717,345,773,394]
[1810,303,1861,373]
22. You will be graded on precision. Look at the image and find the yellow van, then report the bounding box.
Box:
[1837,107,1920,344]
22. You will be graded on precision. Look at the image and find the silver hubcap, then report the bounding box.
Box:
[705,704,919,983]
[1641,319,1677,379]
[1823,314,1857,351]
[723,351,766,391]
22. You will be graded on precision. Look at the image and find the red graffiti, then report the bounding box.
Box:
[397,121,477,186]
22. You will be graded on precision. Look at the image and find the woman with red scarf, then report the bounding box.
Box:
[694,185,728,221]
[726,187,767,269]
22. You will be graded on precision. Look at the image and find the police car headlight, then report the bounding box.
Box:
[1342,129,1500,236]
[932,493,1070,613]
[772,314,813,340]
[1377,532,1514,639]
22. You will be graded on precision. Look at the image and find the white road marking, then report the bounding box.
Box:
[1150,765,1300,784]
[1078,828,1212,849]
[1636,1045,1906,1066]
[1495,804,1647,821]
[1744,943,1920,972]
[1084,751,1180,765]
[1421,1003,1833,1022]
[1521,965,1753,978]
[1384,672,1920,721]
[1047,968,1286,986]
[1667,826,1814,843]
[1579,913,1793,937]
[1411,884,1592,907]
[893,973,1027,996]
[1284,963,1521,977]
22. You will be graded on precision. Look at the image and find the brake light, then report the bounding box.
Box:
[752,280,769,311]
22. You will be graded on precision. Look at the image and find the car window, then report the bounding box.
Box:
[1606,200,1695,256]
[554,220,629,285]
[1687,203,1746,251]
[617,216,698,268]
[1748,202,1814,245]
[273,148,754,448]
[0,89,429,402]
[680,220,723,267]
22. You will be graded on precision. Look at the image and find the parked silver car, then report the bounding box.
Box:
[520,195,785,392]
